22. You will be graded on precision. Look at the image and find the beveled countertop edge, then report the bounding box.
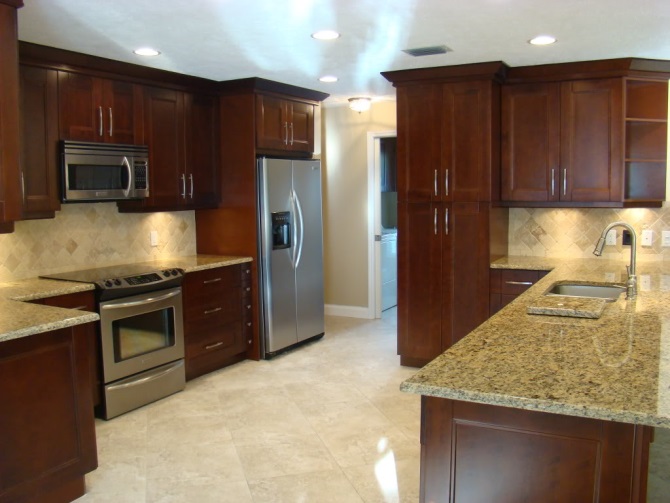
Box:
[399,381,670,428]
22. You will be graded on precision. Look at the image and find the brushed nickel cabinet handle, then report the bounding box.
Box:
[445,169,449,196]
[563,168,567,196]
[434,208,437,235]
[189,174,194,199]
[551,168,555,196]
[434,170,438,197]
[289,122,294,145]
[204,307,222,315]
[108,107,113,137]
[283,122,289,145]
[203,277,222,284]
[180,173,186,199]
[205,341,223,350]
[98,106,103,137]
[445,208,449,236]
[71,305,89,310]
[505,281,533,286]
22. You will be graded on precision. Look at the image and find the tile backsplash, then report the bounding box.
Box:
[0,204,196,282]
[509,206,670,261]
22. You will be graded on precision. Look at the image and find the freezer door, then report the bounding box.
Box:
[292,160,325,341]
[259,158,299,353]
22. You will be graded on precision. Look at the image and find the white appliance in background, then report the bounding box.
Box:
[257,157,325,358]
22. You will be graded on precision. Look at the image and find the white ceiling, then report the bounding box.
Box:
[17,0,670,106]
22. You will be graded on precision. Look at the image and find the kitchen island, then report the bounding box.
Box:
[402,257,670,502]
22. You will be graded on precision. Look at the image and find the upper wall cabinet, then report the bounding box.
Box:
[501,59,670,207]
[58,71,143,144]
[0,1,23,231]
[255,94,315,155]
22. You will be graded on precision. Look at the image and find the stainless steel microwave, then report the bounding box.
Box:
[61,141,149,202]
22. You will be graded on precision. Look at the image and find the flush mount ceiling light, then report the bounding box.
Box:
[529,35,557,46]
[311,30,340,40]
[348,97,371,113]
[133,47,161,56]
[319,75,338,83]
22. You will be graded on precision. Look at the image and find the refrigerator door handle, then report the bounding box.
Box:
[293,188,305,269]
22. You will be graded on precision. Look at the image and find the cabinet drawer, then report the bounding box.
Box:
[500,269,541,295]
[182,265,241,301]
[185,321,243,359]
[185,289,242,324]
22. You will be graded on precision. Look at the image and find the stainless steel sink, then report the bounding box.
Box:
[544,283,626,302]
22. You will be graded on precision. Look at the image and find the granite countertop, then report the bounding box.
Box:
[0,254,252,344]
[401,256,670,428]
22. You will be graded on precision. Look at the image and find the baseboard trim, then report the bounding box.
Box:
[324,304,373,319]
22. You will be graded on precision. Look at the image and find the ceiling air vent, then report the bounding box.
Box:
[402,45,451,57]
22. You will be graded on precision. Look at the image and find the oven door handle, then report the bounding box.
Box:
[101,288,181,310]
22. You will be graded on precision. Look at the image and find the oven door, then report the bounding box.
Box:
[99,287,184,383]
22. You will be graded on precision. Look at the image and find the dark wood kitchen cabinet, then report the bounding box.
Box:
[182,263,252,380]
[383,63,508,367]
[256,93,315,154]
[0,1,23,233]
[58,71,142,144]
[0,323,97,503]
[395,79,498,203]
[19,64,60,219]
[397,201,490,366]
[118,87,219,212]
[489,268,549,316]
[502,59,670,207]
[420,396,652,503]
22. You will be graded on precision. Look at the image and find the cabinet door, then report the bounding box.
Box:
[143,86,184,208]
[101,79,140,145]
[396,85,442,202]
[0,2,22,225]
[58,72,104,142]
[501,83,560,202]
[19,65,60,218]
[256,94,288,151]
[397,201,443,365]
[442,81,493,202]
[184,92,219,208]
[561,78,624,202]
[445,202,489,347]
[287,100,314,153]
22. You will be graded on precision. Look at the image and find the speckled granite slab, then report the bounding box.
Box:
[526,295,607,319]
[403,257,670,429]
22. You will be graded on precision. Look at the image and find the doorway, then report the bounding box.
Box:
[367,130,397,319]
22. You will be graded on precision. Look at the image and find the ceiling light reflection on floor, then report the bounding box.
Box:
[374,437,400,502]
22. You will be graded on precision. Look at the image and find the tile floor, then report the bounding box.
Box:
[76,308,422,502]
[75,308,670,502]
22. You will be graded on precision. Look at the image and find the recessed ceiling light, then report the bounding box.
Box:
[319,75,338,83]
[529,35,557,46]
[311,30,340,40]
[133,47,161,56]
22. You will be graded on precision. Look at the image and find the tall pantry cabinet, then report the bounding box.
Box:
[382,63,509,367]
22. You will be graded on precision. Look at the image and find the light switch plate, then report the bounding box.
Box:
[150,230,158,247]
[605,229,617,245]
[641,229,653,247]
[662,231,670,247]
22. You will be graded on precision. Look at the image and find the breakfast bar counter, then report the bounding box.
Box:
[403,256,670,502]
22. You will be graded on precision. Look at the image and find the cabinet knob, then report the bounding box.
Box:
[246,322,252,327]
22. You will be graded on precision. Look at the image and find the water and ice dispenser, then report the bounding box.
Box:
[271,211,291,250]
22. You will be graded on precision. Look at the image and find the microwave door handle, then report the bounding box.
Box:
[122,157,132,197]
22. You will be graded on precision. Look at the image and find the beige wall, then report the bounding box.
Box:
[322,100,396,311]
[0,203,196,282]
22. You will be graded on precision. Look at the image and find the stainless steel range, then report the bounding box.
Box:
[42,264,186,419]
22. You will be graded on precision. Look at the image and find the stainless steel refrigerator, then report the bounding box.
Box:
[257,157,325,358]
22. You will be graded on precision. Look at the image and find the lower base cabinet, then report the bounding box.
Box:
[183,263,252,380]
[420,396,651,503]
[0,324,98,503]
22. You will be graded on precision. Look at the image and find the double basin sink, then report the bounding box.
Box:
[544,283,626,302]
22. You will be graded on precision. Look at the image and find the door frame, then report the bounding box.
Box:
[367,130,396,319]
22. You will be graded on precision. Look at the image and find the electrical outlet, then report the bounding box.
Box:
[605,229,617,245]
[662,275,670,292]
[662,231,670,247]
[150,230,158,247]
[640,274,651,292]
[604,272,616,282]
[641,229,653,247]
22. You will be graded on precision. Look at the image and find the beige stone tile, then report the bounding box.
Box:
[74,489,146,502]
[84,455,147,495]
[342,457,421,503]
[146,478,252,503]
[146,414,233,452]
[248,469,364,503]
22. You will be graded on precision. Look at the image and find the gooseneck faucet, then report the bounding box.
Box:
[593,221,637,299]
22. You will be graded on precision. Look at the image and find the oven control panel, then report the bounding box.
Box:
[96,269,184,300]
